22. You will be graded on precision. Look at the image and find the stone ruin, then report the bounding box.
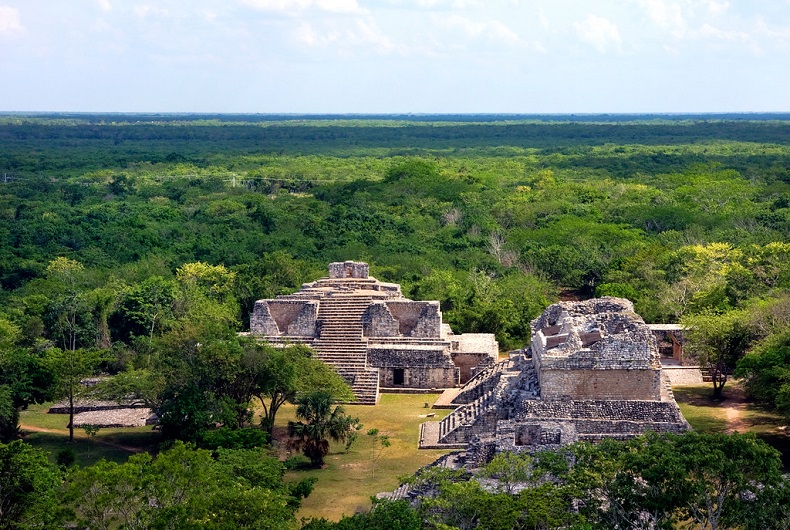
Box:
[248,261,499,404]
[419,297,690,465]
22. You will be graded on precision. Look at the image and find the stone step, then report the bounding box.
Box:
[319,360,367,366]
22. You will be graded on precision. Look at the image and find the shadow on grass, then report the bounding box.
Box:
[99,429,161,450]
[21,431,135,466]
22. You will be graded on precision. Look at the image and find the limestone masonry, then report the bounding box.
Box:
[419,297,690,464]
[249,261,499,404]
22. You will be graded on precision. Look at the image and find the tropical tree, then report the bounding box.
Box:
[249,343,353,436]
[64,441,308,530]
[115,275,178,342]
[480,451,534,495]
[682,309,753,399]
[45,257,92,352]
[45,347,105,443]
[736,332,790,418]
[288,391,359,467]
[673,432,783,530]
[0,318,52,442]
[0,440,62,530]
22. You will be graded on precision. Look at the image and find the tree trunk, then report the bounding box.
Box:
[68,387,75,443]
[711,367,727,400]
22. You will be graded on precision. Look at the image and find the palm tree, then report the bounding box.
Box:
[287,391,359,467]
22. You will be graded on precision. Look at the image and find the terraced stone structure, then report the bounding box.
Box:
[423,297,689,463]
[249,261,498,404]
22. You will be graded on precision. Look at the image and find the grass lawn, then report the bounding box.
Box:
[276,393,452,522]
[672,385,730,433]
[673,382,789,470]
[18,402,161,466]
[673,382,786,433]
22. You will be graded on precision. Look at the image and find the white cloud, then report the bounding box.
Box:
[316,0,361,14]
[574,14,621,53]
[134,5,170,19]
[640,0,687,37]
[295,17,394,53]
[701,0,729,16]
[754,16,790,48]
[442,15,520,45]
[353,18,394,51]
[201,9,218,22]
[242,0,311,12]
[389,0,483,9]
[295,21,330,45]
[97,0,113,11]
[0,5,23,35]
[696,23,747,42]
[241,0,362,14]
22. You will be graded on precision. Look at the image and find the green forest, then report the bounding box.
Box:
[1,115,790,529]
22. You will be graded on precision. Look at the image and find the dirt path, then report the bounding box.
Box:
[721,384,748,433]
[20,423,146,454]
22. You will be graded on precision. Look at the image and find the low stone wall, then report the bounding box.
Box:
[662,365,704,385]
[72,408,156,428]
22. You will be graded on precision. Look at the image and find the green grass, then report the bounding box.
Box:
[277,393,452,522]
[673,382,787,434]
[18,402,161,466]
[672,385,730,433]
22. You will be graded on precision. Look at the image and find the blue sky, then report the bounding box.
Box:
[1,0,789,113]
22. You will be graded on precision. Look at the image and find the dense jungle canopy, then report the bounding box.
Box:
[1,114,790,529]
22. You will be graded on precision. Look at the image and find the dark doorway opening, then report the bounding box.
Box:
[393,368,405,385]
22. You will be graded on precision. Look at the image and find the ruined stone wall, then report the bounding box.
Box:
[456,334,499,356]
[328,261,369,279]
[413,303,442,337]
[250,301,280,335]
[451,352,496,383]
[539,368,661,401]
[362,302,399,337]
[286,302,318,336]
[384,301,442,337]
[494,421,578,454]
[368,343,460,388]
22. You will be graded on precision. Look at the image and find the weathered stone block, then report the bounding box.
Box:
[362,302,399,337]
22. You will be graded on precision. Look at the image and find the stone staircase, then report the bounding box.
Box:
[437,358,535,445]
[437,389,496,444]
[315,294,379,404]
[452,360,509,405]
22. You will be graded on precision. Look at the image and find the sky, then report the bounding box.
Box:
[1,0,789,113]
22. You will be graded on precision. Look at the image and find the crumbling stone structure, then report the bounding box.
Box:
[420,297,690,463]
[648,324,686,363]
[249,261,499,404]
